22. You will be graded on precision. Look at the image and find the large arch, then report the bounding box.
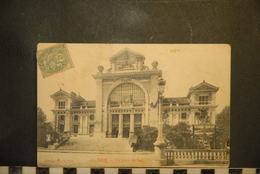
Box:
[103,79,149,136]
[108,83,145,108]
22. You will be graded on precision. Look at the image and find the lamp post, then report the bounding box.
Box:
[154,77,166,165]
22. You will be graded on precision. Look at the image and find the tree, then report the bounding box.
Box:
[163,122,193,149]
[37,107,54,147]
[134,126,158,151]
[196,108,213,149]
[197,108,210,124]
[215,106,230,149]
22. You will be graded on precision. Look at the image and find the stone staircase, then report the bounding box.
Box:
[57,135,133,152]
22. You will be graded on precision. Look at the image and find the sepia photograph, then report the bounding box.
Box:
[37,44,230,168]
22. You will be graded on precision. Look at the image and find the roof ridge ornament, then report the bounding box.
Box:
[110,48,145,62]
[97,65,104,73]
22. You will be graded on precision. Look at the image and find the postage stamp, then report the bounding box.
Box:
[37,44,74,78]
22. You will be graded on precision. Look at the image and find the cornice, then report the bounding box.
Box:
[92,70,162,80]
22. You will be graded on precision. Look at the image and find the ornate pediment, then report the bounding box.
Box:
[109,48,145,71]
[196,85,216,91]
[50,89,71,99]
[110,48,144,63]
[190,81,218,92]
[188,81,218,97]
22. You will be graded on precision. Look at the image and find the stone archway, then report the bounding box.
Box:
[104,79,149,138]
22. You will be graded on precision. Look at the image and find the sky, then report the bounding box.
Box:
[37,44,230,122]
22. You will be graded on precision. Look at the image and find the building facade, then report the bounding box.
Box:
[51,48,219,138]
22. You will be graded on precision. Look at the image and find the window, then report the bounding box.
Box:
[134,114,142,133]
[74,115,78,121]
[199,96,209,105]
[89,125,94,136]
[59,124,64,132]
[58,101,66,109]
[181,113,187,119]
[108,83,145,107]
[59,115,65,121]
[195,110,209,124]
[90,114,95,120]
[73,125,78,133]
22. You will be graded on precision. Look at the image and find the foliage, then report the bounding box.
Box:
[197,108,210,124]
[133,126,158,151]
[163,122,194,149]
[37,107,54,147]
[193,132,214,149]
[215,106,230,149]
[162,107,230,150]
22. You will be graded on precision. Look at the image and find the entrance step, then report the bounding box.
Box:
[57,136,133,152]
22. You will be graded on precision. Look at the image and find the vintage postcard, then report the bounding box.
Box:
[37,44,230,167]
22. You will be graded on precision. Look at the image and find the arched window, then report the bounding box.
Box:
[74,115,78,121]
[59,115,65,121]
[108,83,145,108]
[181,113,188,119]
[90,114,95,120]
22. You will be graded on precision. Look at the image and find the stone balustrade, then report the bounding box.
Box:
[164,149,229,165]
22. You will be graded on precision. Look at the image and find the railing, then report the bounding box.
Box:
[164,149,229,165]
[193,124,215,129]
[193,101,211,105]
[70,106,96,109]
[109,107,144,113]
[71,106,80,109]
[55,107,66,109]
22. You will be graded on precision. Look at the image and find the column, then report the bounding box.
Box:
[190,111,195,125]
[108,113,112,137]
[82,115,88,135]
[118,114,123,138]
[64,114,70,132]
[103,112,107,138]
[54,114,58,132]
[85,115,89,135]
[141,112,145,126]
[94,78,103,137]
[79,115,83,134]
[129,113,135,137]
[149,74,159,126]
[69,113,72,132]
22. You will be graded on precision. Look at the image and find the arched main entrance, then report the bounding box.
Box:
[107,83,145,138]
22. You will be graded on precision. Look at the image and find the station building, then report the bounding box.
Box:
[51,48,219,138]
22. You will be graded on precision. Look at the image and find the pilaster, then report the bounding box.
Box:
[83,115,88,135]
[211,109,216,125]
[190,111,195,125]
[129,113,135,137]
[94,78,103,137]
[54,113,58,132]
[64,112,70,132]
[108,113,112,137]
[149,74,159,126]
[118,114,123,138]
[78,115,83,134]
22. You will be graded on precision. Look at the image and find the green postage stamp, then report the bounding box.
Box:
[37,44,74,78]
